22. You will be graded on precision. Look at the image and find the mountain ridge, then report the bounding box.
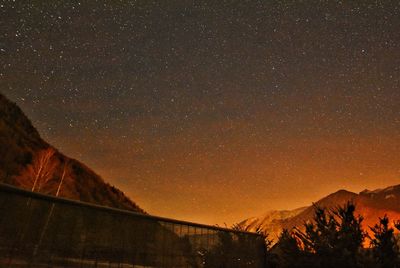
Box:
[0,92,144,213]
[239,185,400,241]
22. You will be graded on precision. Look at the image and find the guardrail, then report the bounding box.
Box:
[0,183,266,267]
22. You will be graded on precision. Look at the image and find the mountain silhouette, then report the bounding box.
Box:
[0,92,144,213]
[240,186,400,241]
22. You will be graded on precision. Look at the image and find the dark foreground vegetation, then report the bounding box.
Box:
[259,202,400,268]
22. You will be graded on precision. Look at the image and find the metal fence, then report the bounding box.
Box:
[0,183,266,267]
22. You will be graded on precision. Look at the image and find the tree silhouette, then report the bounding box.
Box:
[203,224,271,267]
[370,215,399,267]
[262,205,400,267]
[294,202,365,268]
[253,226,277,268]
[333,202,365,260]
[274,228,306,268]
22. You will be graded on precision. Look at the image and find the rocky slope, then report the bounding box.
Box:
[0,92,144,212]
[240,186,400,241]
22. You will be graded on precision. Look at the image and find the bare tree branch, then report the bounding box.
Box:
[26,148,57,192]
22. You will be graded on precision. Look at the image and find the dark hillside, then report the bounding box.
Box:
[0,92,144,212]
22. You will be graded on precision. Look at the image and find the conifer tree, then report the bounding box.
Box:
[275,229,305,267]
[294,202,364,268]
[370,215,399,267]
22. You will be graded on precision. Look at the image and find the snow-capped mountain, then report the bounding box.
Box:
[239,186,400,241]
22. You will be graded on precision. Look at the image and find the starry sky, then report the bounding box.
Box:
[1,1,400,225]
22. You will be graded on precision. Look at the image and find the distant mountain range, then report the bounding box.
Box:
[239,185,400,241]
[0,92,144,213]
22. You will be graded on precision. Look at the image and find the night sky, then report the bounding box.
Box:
[2,1,400,225]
